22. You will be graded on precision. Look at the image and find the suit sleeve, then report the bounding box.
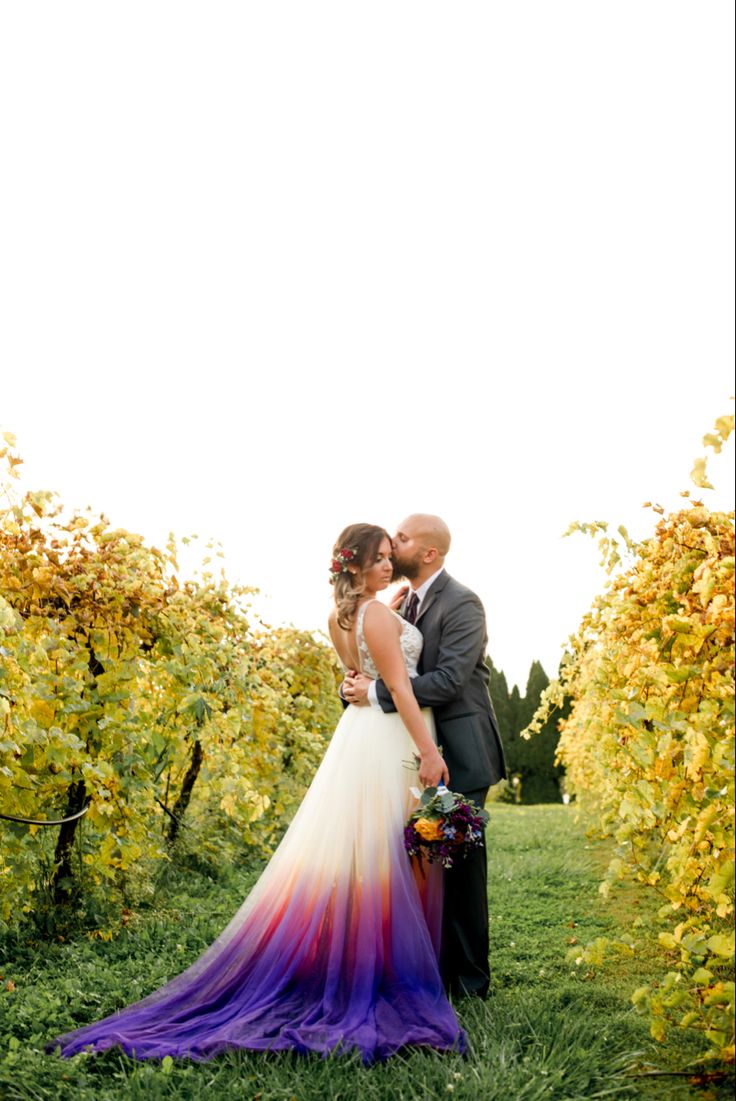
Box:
[375,594,485,712]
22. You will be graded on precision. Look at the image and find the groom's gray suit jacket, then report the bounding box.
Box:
[376,572,507,792]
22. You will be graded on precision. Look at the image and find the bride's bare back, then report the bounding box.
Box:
[327,600,401,673]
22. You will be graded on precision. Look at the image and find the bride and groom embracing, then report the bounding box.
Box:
[52,514,506,1063]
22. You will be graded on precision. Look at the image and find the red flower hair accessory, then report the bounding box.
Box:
[329,547,357,583]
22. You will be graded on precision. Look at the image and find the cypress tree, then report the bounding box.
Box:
[486,657,511,744]
[484,656,567,803]
[507,661,564,803]
[503,683,523,788]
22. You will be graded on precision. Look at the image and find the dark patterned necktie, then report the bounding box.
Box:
[405,591,419,624]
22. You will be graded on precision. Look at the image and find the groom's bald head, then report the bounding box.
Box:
[392,514,451,583]
[403,514,451,559]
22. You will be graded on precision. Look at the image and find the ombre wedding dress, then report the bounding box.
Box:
[53,603,466,1062]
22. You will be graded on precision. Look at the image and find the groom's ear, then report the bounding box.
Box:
[424,547,439,565]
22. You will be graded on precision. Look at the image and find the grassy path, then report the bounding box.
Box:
[1,805,731,1101]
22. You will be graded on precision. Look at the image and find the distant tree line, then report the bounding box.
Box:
[487,658,568,803]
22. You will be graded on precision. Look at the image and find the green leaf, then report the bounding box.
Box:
[706,933,735,959]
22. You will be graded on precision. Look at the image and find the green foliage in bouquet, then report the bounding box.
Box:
[404,784,489,869]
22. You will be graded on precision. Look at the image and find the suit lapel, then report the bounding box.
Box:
[416,571,450,624]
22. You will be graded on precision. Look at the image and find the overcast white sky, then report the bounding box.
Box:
[1,3,734,690]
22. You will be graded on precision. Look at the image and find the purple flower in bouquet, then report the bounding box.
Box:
[404,783,489,869]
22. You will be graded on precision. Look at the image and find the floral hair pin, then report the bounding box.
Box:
[329,547,357,583]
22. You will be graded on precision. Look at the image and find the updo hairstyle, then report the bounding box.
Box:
[331,523,390,630]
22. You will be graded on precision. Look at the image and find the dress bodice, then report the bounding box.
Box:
[355,600,423,679]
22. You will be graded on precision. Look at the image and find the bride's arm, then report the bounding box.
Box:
[362,603,449,787]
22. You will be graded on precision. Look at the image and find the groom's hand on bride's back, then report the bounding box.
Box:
[343,671,372,706]
[338,671,358,707]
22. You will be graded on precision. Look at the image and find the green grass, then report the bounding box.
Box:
[0,805,732,1101]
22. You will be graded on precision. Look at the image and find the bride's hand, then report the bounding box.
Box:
[418,748,450,788]
[389,585,410,612]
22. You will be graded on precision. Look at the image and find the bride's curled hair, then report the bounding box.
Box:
[331,523,390,630]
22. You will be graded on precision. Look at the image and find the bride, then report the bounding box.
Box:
[52,523,467,1062]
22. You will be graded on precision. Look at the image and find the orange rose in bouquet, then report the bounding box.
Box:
[413,817,445,842]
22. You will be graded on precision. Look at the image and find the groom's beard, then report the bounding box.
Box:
[391,557,420,583]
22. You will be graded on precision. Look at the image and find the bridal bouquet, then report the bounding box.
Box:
[404,783,489,869]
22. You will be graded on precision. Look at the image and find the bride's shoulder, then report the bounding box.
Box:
[361,600,401,634]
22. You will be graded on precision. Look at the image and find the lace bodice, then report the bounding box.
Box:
[355,600,423,679]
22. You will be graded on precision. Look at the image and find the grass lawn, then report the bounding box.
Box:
[0,804,732,1101]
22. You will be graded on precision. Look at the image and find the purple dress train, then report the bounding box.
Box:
[51,609,466,1062]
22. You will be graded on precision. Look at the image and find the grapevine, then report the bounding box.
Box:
[0,431,342,930]
[525,413,735,1064]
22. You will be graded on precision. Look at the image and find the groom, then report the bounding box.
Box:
[343,514,506,999]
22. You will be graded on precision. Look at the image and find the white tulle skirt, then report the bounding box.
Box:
[54,705,466,1062]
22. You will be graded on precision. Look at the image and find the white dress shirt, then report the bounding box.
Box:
[366,567,445,709]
